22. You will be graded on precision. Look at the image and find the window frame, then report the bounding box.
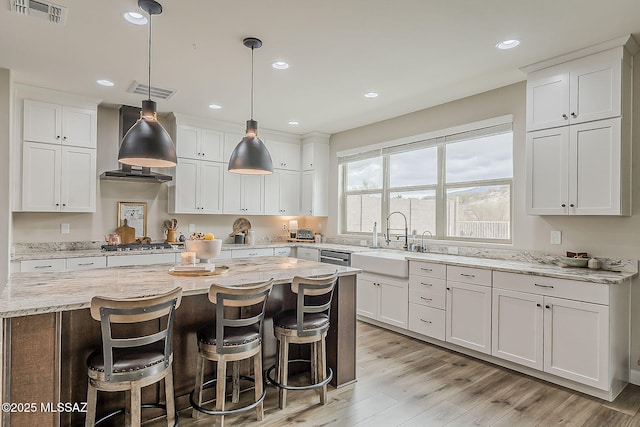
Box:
[339,117,514,244]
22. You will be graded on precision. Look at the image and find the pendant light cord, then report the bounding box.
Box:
[147,9,152,100]
[250,45,254,120]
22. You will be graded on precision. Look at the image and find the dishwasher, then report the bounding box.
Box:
[319,250,351,266]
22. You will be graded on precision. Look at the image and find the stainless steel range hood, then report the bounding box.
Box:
[99,105,173,183]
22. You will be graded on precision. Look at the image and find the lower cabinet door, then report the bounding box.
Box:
[378,280,408,329]
[446,281,492,354]
[356,276,379,320]
[408,303,445,340]
[543,296,609,390]
[492,288,544,370]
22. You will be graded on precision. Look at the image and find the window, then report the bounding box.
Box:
[340,119,513,243]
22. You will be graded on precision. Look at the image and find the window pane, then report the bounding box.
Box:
[389,146,438,188]
[445,132,513,183]
[346,193,381,233]
[446,185,511,240]
[346,157,383,191]
[389,190,436,236]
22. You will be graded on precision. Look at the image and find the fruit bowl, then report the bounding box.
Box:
[560,257,589,268]
[185,239,222,263]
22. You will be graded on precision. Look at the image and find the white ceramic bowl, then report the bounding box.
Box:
[185,239,222,262]
[560,256,588,268]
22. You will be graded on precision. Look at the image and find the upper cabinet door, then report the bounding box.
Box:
[174,158,200,213]
[302,143,314,170]
[569,118,621,215]
[23,99,62,144]
[222,168,243,214]
[176,125,199,159]
[60,146,96,212]
[61,106,96,148]
[22,141,61,211]
[526,72,570,132]
[570,60,621,125]
[223,132,244,162]
[280,170,301,215]
[200,129,224,162]
[265,139,301,171]
[200,161,223,213]
[242,175,264,214]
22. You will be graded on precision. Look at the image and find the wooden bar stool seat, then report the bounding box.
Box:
[190,279,273,427]
[84,287,183,427]
[267,272,338,409]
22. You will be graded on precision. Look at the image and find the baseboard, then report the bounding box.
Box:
[630,369,640,385]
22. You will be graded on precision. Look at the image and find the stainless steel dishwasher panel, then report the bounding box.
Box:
[319,250,351,266]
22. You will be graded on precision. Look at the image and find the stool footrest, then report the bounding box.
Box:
[266,359,333,391]
[190,375,266,416]
[94,403,178,426]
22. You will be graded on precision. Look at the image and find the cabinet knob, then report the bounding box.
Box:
[536,303,542,307]
[545,305,551,309]
[571,112,577,118]
[562,114,568,120]
[63,136,67,140]
[56,135,60,139]
[55,203,59,206]
[561,203,566,207]
[62,203,66,207]
[446,287,450,291]
[569,204,575,208]
[202,153,205,156]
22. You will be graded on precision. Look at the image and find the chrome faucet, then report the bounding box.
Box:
[420,231,433,253]
[385,211,408,251]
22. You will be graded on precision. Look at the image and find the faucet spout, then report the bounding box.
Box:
[386,211,409,250]
[420,230,433,253]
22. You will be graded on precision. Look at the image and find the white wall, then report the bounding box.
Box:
[0,69,12,283]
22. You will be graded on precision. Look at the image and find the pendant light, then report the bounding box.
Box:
[118,0,177,168]
[228,37,273,175]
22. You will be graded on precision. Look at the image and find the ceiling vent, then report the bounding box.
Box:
[12,0,68,25]
[127,81,177,100]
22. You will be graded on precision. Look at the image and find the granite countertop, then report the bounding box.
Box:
[402,252,636,285]
[0,256,361,318]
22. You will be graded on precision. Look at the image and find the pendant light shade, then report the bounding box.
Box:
[118,0,177,168]
[228,37,273,175]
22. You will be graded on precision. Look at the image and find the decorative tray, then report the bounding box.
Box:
[168,265,230,276]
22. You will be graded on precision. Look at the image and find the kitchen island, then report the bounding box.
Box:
[0,256,360,427]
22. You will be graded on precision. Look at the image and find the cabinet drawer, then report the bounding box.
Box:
[447,265,491,286]
[493,271,608,305]
[66,256,106,270]
[409,276,446,294]
[408,304,445,340]
[409,261,446,279]
[20,258,66,272]
[409,288,445,310]
[232,248,274,258]
[274,247,292,257]
[297,248,319,262]
[107,253,176,267]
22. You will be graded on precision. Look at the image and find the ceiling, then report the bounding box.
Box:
[2,0,640,136]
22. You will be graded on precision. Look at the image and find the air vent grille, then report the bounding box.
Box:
[127,81,177,100]
[12,0,68,25]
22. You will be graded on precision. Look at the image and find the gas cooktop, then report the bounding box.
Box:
[101,243,174,252]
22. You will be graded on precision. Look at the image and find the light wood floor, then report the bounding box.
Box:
[147,321,640,426]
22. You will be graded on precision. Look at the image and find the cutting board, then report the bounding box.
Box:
[115,219,136,244]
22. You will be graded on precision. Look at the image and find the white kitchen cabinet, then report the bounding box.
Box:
[175,124,223,162]
[408,260,447,340]
[492,271,619,392]
[222,168,263,214]
[296,247,319,262]
[231,248,274,258]
[106,253,176,267]
[526,118,626,215]
[169,158,223,214]
[264,170,301,215]
[300,137,329,216]
[23,99,97,148]
[20,258,66,272]
[526,48,622,132]
[356,273,408,329]
[22,142,96,212]
[492,288,544,370]
[274,247,293,257]
[265,138,301,171]
[445,265,492,354]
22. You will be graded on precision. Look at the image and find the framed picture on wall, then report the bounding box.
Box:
[117,201,147,238]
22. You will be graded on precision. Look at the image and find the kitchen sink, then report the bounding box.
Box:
[351,250,409,278]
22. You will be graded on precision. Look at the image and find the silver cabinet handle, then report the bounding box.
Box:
[420,267,432,272]
[460,273,475,278]
[562,114,568,119]
[571,112,577,118]
[34,265,52,268]
[420,282,432,287]
[78,262,95,266]
[420,296,432,301]
[534,283,554,289]
[419,318,432,324]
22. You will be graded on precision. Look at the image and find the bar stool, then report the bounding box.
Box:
[84,287,182,427]
[190,279,273,426]
[267,271,338,409]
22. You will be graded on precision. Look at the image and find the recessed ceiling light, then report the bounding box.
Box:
[288,121,299,125]
[123,11,148,25]
[208,104,222,110]
[496,39,520,50]
[96,79,115,87]
[364,92,379,98]
[272,61,289,70]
